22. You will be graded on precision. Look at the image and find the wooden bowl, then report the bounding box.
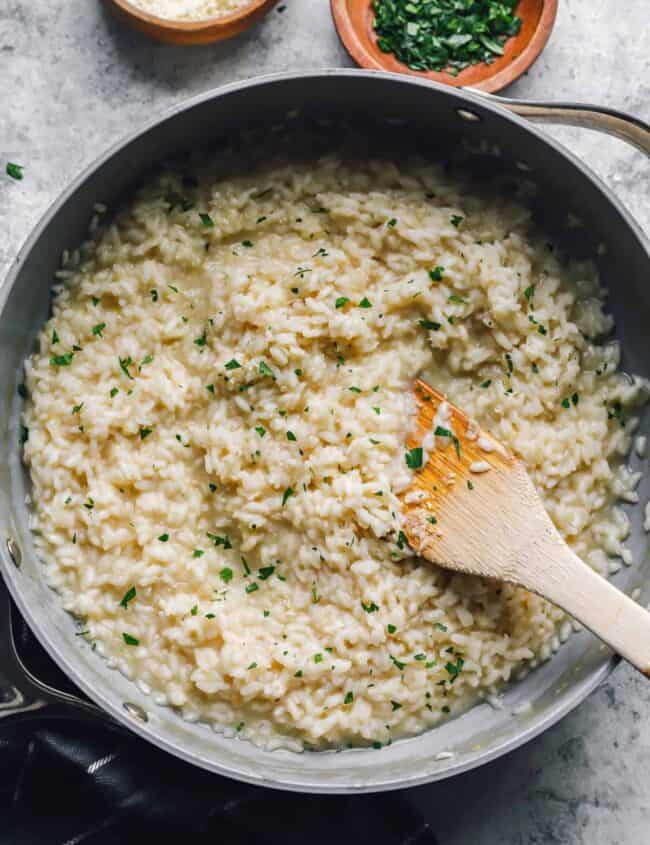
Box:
[108,0,280,44]
[331,0,558,93]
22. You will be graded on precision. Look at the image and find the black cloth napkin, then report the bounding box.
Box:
[1,607,437,845]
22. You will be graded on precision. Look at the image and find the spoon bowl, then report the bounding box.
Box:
[402,380,650,677]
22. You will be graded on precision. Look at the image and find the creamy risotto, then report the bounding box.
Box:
[23,139,646,750]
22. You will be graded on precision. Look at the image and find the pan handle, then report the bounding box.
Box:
[0,580,107,723]
[471,93,650,156]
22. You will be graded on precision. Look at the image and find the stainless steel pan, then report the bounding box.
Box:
[1,70,649,793]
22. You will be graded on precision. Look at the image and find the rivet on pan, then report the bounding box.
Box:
[123,702,149,723]
[515,161,532,172]
[456,108,481,123]
[6,537,22,568]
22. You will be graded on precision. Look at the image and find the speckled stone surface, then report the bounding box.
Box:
[1,1,649,842]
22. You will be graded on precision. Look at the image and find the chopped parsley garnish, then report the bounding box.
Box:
[390,654,406,671]
[190,605,198,616]
[255,425,266,438]
[387,624,397,634]
[241,557,251,575]
[193,549,204,558]
[434,425,461,457]
[122,633,139,646]
[314,653,323,664]
[247,661,257,669]
[245,582,259,594]
[561,397,570,409]
[537,325,548,335]
[445,655,464,682]
[199,212,214,227]
[282,487,294,506]
[361,600,379,613]
[405,447,423,469]
[391,701,402,711]
[286,431,297,441]
[373,0,521,72]
[480,379,492,388]
[158,533,169,542]
[207,533,232,550]
[6,162,24,180]
[608,401,624,423]
[139,354,154,369]
[119,356,134,379]
[50,352,74,367]
[349,386,362,393]
[572,392,579,406]
[427,515,438,524]
[429,266,444,282]
[387,218,397,228]
[419,319,441,331]
[119,586,136,609]
[83,498,94,510]
[225,358,241,370]
[259,361,275,378]
[434,622,448,632]
[531,363,539,374]
[372,407,381,415]
[451,215,463,227]
[220,567,233,583]
[150,289,158,302]
[448,294,465,304]
[52,329,60,344]
[335,296,350,309]
[467,480,474,490]
[72,403,84,414]
[344,691,354,704]
[358,297,372,308]
[139,427,153,440]
[92,322,106,337]
[524,285,535,301]
[241,240,253,247]
[194,331,207,347]
[396,530,408,551]
[258,566,275,580]
[110,387,119,398]
[206,384,215,394]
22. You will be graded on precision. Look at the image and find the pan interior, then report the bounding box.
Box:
[0,72,648,792]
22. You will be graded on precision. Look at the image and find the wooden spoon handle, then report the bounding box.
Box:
[520,543,650,677]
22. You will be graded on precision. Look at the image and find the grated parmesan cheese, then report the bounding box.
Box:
[128,0,255,22]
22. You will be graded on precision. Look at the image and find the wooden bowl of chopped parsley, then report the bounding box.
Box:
[331,0,558,93]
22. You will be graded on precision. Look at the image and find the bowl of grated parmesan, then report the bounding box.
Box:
[108,0,280,44]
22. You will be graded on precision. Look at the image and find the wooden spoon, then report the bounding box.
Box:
[400,379,650,677]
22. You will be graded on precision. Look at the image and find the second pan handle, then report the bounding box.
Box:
[470,92,650,156]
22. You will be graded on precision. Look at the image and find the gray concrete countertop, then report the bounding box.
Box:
[1,2,649,842]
